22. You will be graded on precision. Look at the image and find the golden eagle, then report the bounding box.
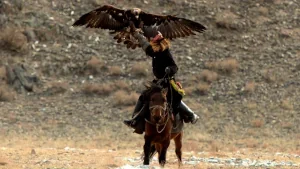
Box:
[73,4,206,49]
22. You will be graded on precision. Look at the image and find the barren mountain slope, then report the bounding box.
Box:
[0,0,299,166]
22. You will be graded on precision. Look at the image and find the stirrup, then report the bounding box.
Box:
[124,120,136,127]
[191,114,199,124]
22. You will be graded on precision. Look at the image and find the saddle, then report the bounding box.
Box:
[169,79,185,96]
[153,78,185,96]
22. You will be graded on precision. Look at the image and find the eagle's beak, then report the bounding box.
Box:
[132,8,141,19]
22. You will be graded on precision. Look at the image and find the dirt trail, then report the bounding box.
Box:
[0,144,299,169]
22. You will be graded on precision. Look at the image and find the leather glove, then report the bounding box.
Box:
[135,28,143,33]
[133,29,144,38]
[165,67,171,74]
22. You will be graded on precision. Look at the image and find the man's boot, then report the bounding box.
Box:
[177,101,199,124]
[123,99,145,134]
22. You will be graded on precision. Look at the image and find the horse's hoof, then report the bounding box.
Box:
[159,160,166,167]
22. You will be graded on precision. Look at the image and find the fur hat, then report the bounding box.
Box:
[150,31,170,52]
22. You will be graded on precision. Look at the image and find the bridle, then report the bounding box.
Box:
[145,102,170,133]
[149,104,168,121]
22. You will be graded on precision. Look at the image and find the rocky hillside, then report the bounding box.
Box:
[0,0,299,152]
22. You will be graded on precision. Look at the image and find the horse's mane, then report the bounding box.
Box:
[143,81,164,98]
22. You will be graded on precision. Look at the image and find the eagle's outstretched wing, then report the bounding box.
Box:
[72,5,127,30]
[139,12,206,39]
[73,5,206,49]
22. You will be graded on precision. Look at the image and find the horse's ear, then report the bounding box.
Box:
[162,88,168,95]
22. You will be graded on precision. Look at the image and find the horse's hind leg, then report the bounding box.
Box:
[174,133,183,165]
[149,145,157,161]
[155,143,162,159]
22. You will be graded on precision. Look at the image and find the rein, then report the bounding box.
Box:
[145,72,176,133]
[157,73,181,130]
[155,72,173,113]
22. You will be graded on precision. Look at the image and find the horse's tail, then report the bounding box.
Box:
[149,145,157,160]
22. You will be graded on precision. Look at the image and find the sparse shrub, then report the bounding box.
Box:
[199,69,218,83]
[0,0,23,14]
[251,119,264,128]
[254,16,272,26]
[245,139,259,148]
[261,69,276,83]
[195,83,210,95]
[46,82,68,95]
[219,58,239,74]
[257,7,269,16]
[182,86,194,95]
[281,122,293,129]
[113,90,139,106]
[82,83,114,96]
[33,28,58,42]
[131,62,148,77]
[280,99,293,110]
[262,142,269,149]
[205,58,239,75]
[0,66,7,85]
[246,102,257,109]
[184,82,210,96]
[85,56,105,75]
[210,141,220,152]
[204,61,219,71]
[114,80,130,91]
[244,81,256,93]
[0,27,28,53]
[215,11,239,30]
[0,85,15,102]
[0,14,8,29]
[109,66,123,76]
[246,129,256,136]
[188,75,198,82]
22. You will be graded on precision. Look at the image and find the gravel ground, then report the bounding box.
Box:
[0,0,300,168]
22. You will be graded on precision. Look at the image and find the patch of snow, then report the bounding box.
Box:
[121,156,300,168]
[116,164,151,169]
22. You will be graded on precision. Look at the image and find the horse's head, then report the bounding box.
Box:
[148,86,168,124]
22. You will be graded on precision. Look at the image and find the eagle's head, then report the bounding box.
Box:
[131,8,142,19]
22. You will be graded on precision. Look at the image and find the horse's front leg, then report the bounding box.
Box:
[143,136,152,165]
[159,139,170,167]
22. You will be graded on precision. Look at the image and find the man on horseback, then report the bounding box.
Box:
[124,30,199,134]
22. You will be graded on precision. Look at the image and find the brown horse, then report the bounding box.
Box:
[142,83,183,167]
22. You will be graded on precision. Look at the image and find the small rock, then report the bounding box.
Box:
[207,158,219,163]
[31,149,36,155]
[23,29,37,42]
[0,159,8,166]
[187,56,193,60]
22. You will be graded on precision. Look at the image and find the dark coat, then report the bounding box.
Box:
[141,46,182,113]
[145,47,178,79]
